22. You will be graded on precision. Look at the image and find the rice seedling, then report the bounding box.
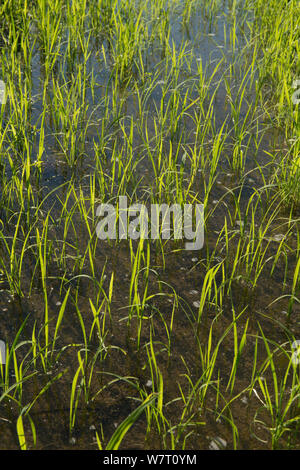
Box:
[0,0,299,451]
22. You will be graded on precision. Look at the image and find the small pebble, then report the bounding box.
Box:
[272,234,284,242]
[193,301,200,308]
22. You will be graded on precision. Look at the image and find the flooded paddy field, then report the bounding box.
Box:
[0,0,299,450]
